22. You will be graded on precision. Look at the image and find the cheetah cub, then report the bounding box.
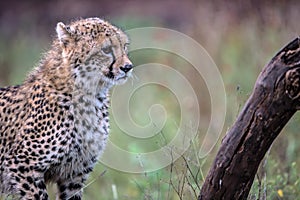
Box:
[0,17,133,200]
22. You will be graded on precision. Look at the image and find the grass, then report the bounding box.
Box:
[1,14,300,200]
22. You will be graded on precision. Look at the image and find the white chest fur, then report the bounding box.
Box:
[71,91,110,161]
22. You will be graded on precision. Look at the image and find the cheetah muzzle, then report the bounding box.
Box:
[0,17,133,200]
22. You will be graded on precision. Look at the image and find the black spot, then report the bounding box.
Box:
[22,183,30,191]
[20,189,26,196]
[9,168,17,173]
[27,176,34,184]
[58,184,66,193]
[68,183,82,190]
[37,181,46,190]
[18,166,28,173]
[34,194,40,200]
[25,159,30,164]
[60,140,67,145]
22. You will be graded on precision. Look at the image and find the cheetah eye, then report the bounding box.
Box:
[124,43,129,52]
[101,46,112,55]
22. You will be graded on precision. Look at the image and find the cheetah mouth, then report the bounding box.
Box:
[116,75,128,81]
[117,70,133,80]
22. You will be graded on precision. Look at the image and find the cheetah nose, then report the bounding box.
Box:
[120,64,133,73]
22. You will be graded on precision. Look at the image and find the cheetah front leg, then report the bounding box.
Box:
[56,175,88,200]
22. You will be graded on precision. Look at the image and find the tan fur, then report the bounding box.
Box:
[0,17,132,200]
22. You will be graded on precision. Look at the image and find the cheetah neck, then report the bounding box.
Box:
[71,80,111,159]
[70,62,112,157]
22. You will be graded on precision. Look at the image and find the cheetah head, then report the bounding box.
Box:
[56,17,133,87]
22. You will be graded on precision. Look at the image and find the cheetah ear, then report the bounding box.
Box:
[56,22,72,46]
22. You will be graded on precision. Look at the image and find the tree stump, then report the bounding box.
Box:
[199,37,300,200]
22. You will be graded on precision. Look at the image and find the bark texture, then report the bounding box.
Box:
[199,37,300,200]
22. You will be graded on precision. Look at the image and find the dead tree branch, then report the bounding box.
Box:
[199,37,300,199]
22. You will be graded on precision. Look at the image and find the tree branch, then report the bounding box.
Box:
[199,37,300,199]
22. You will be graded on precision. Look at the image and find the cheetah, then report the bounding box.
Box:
[0,17,133,199]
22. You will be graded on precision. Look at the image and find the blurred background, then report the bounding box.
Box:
[1,0,300,199]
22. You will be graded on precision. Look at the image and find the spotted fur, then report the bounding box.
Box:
[0,17,133,200]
